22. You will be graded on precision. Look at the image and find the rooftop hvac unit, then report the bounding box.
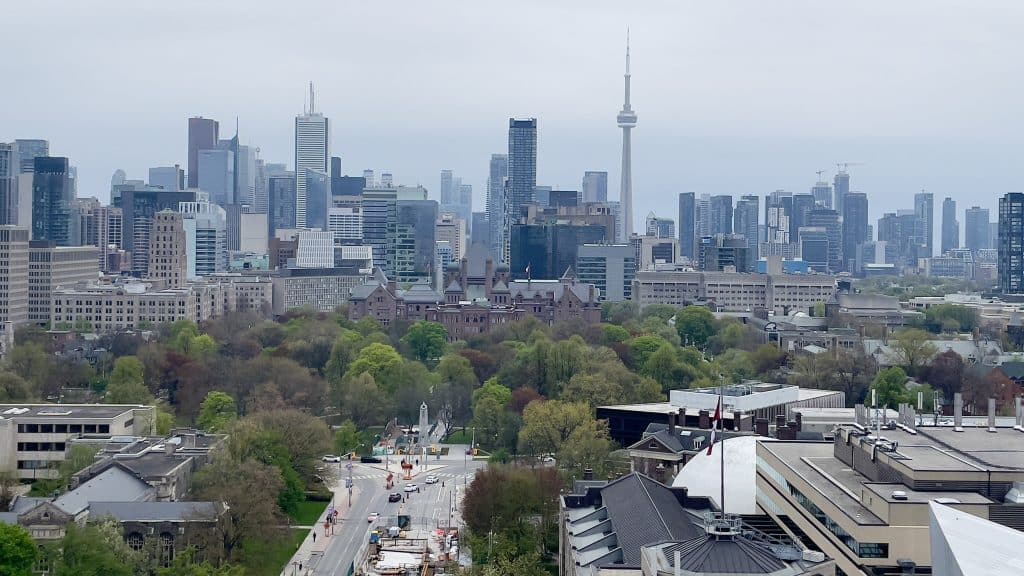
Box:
[801,550,826,562]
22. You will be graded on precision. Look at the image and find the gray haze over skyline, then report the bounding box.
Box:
[4,1,1024,235]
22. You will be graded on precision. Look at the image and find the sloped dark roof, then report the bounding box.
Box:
[444,280,463,293]
[89,501,224,522]
[630,429,684,453]
[663,536,788,574]
[349,282,387,301]
[999,362,1024,380]
[600,473,703,566]
[400,283,443,303]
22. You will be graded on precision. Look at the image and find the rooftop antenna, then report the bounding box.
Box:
[309,81,316,114]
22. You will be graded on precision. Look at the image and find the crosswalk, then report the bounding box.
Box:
[347,471,476,481]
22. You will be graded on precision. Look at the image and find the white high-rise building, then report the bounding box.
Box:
[328,206,362,242]
[294,83,329,228]
[179,201,227,279]
[436,212,466,263]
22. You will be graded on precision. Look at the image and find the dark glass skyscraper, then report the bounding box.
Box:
[709,195,733,236]
[833,169,850,218]
[733,195,759,269]
[268,173,296,235]
[15,139,49,174]
[841,192,869,272]
[486,153,508,260]
[914,191,934,258]
[999,193,1024,294]
[31,157,75,245]
[791,193,816,236]
[187,117,219,189]
[0,143,14,225]
[941,197,958,254]
[505,119,537,261]
[806,208,841,273]
[677,192,696,260]
[965,206,990,252]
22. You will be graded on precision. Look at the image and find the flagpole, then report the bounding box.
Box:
[719,382,725,518]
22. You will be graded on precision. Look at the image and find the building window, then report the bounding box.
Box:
[126,532,145,552]
[159,532,175,567]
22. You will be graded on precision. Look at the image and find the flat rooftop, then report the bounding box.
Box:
[0,404,146,420]
[598,402,741,419]
[867,426,1024,472]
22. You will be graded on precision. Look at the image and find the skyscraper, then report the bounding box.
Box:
[268,173,296,236]
[791,193,816,237]
[187,117,218,189]
[811,177,832,209]
[914,191,934,258]
[304,169,330,231]
[709,195,733,236]
[120,189,197,276]
[486,153,508,259]
[734,195,759,270]
[235,144,257,208]
[645,213,675,238]
[197,149,235,206]
[677,192,696,260]
[617,37,637,238]
[806,208,842,273]
[998,193,1024,295]
[841,192,869,272]
[148,165,184,191]
[0,226,29,326]
[505,119,537,261]
[0,143,14,225]
[941,197,959,254]
[833,169,850,218]
[765,191,793,245]
[965,206,990,253]
[295,83,329,228]
[582,171,608,203]
[179,200,227,279]
[15,140,49,174]
[31,157,75,246]
[148,210,187,288]
[440,170,455,207]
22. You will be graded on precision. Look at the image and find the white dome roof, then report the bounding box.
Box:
[671,435,772,515]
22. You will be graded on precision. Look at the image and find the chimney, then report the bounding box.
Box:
[669,486,688,507]
[164,442,176,455]
[989,398,997,433]
[699,410,710,430]
[667,411,676,435]
[735,410,749,431]
[775,414,786,430]
[954,392,964,432]
[583,468,594,481]
[777,425,794,440]
[755,418,769,437]
[794,412,803,432]
[484,258,494,294]
[677,408,686,430]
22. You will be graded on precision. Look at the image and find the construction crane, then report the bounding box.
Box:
[815,169,827,182]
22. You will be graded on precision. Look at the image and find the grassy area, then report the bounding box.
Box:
[289,498,329,526]
[444,429,471,444]
[241,528,308,576]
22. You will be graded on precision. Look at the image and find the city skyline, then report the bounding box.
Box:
[3,2,1024,233]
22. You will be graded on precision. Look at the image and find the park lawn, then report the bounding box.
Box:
[241,528,308,576]
[444,429,471,444]
[289,498,330,526]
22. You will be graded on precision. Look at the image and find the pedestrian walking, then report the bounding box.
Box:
[312,531,316,543]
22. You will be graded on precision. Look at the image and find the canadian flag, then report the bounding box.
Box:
[706,396,722,456]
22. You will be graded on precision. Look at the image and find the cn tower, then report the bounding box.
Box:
[617,33,637,239]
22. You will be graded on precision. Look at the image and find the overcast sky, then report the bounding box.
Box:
[4,1,1023,236]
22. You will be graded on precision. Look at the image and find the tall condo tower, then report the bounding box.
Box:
[617,34,637,238]
[294,82,329,228]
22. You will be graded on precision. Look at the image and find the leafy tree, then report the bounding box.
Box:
[509,387,542,414]
[924,304,978,333]
[0,372,32,402]
[892,329,937,376]
[324,330,362,385]
[334,420,360,456]
[0,522,36,576]
[473,378,513,409]
[52,520,136,576]
[339,372,387,428]
[676,306,715,347]
[750,344,787,375]
[434,355,476,433]
[787,353,834,390]
[708,320,746,354]
[517,400,592,457]
[106,356,152,404]
[196,391,237,433]
[640,304,678,322]
[831,348,877,406]
[192,456,285,559]
[869,367,911,410]
[716,348,754,382]
[155,547,245,576]
[5,343,51,395]
[628,335,669,370]
[462,466,561,561]
[401,321,448,366]
[458,349,498,382]
[925,350,964,403]
[561,373,626,407]
[599,324,630,346]
[471,396,509,450]
[345,343,403,390]
[601,301,639,324]
[963,369,1018,416]
[557,417,614,478]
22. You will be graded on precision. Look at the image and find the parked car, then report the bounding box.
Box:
[388,493,402,502]
[404,483,419,493]
[368,512,380,523]
[424,475,439,484]
[361,456,382,464]
[322,455,342,463]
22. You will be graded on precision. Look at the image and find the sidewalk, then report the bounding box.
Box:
[281,484,360,576]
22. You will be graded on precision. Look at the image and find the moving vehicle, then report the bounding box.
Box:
[404,483,419,493]
[367,512,380,523]
[361,455,382,464]
[321,455,342,463]
[424,475,438,484]
[388,493,402,502]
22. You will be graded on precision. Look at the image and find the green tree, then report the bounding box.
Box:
[750,344,787,375]
[334,420,360,456]
[870,367,911,410]
[401,321,448,366]
[599,324,630,346]
[893,329,938,376]
[345,343,404,390]
[676,306,715,347]
[105,356,152,404]
[324,330,362,385]
[197,391,237,433]
[5,343,51,395]
[0,372,33,402]
[470,396,508,450]
[640,304,678,322]
[52,520,135,576]
[517,400,592,457]
[924,304,978,333]
[557,417,614,478]
[473,378,512,409]
[155,548,245,576]
[0,522,37,576]
[628,335,669,370]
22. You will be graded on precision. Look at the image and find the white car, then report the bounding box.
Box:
[424,475,438,484]
[322,455,342,463]
[404,483,419,493]
[367,512,380,523]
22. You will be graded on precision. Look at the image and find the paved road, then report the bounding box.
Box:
[293,441,485,576]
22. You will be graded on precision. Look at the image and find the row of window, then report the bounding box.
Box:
[17,423,110,434]
[17,442,66,452]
